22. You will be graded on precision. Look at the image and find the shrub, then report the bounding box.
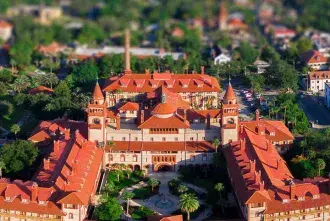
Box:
[131,206,155,220]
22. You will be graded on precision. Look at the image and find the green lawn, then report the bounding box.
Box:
[0,95,26,130]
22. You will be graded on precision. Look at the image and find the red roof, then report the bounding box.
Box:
[103,73,220,93]
[0,20,12,28]
[28,86,54,95]
[223,83,236,101]
[152,102,177,115]
[139,114,189,129]
[300,50,328,64]
[118,102,139,112]
[37,42,66,55]
[308,70,330,80]
[92,82,104,100]
[148,215,183,221]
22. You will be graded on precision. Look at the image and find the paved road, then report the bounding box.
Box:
[299,94,330,126]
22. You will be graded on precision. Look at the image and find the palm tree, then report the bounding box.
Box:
[122,191,135,215]
[107,140,116,149]
[214,183,225,216]
[10,124,20,139]
[44,72,59,89]
[148,178,159,192]
[177,184,188,194]
[212,138,220,153]
[179,193,200,221]
[280,100,293,122]
[12,75,31,93]
[315,158,326,176]
[0,160,6,178]
[10,60,16,75]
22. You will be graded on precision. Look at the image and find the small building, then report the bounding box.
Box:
[254,59,270,74]
[28,86,54,95]
[214,53,231,65]
[0,20,13,42]
[308,70,330,92]
[37,42,67,56]
[300,50,330,71]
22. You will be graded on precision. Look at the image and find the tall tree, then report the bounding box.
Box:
[315,158,326,176]
[148,178,159,192]
[179,193,200,221]
[95,196,123,221]
[214,183,225,215]
[10,124,20,139]
[212,138,220,153]
[12,75,31,93]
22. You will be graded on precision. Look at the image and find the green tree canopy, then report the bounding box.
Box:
[179,193,200,221]
[0,140,38,174]
[78,22,106,45]
[71,60,99,87]
[95,197,123,221]
[235,42,259,64]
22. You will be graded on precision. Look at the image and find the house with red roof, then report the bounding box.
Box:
[0,20,13,42]
[300,50,330,71]
[2,128,103,221]
[28,85,54,95]
[37,42,67,56]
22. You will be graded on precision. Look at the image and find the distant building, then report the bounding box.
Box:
[171,27,184,38]
[38,42,67,56]
[214,53,231,65]
[265,24,296,40]
[28,85,54,95]
[7,5,62,25]
[68,46,185,62]
[254,59,270,74]
[0,20,13,42]
[308,70,330,93]
[300,50,330,71]
[218,3,247,31]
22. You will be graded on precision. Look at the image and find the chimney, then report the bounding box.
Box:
[257,124,265,135]
[64,128,70,140]
[266,140,271,152]
[249,159,256,173]
[183,109,187,121]
[124,29,131,72]
[140,110,145,124]
[31,183,38,202]
[116,113,121,130]
[255,171,261,185]
[240,124,244,133]
[201,66,205,74]
[43,158,50,170]
[290,182,295,199]
[240,138,246,151]
[145,69,150,75]
[206,114,211,129]
[260,181,265,191]
[54,140,60,152]
[255,109,260,121]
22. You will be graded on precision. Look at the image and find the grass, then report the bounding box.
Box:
[0,95,26,130]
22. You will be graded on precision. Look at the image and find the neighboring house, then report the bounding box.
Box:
[214,53,231,65]
[28,86,54,95]
[37,42,67,56]
[254,59,270,74]
[324,82,330,108]
[265,24,296,40]
[171,27,184,38]
[0,20,13,42]
[308,70,330,92]
[300,50,330,70]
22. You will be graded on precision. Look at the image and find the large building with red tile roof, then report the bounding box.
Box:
[300,50,330,71]
[1,128,103,221]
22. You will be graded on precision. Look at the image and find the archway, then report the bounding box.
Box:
[154,163,174,172]
[134,165,141,171]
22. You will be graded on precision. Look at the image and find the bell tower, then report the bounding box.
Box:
[88,81,107,144]
[221,83,239,146]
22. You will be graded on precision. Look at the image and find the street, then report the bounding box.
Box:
[299,94,330,126]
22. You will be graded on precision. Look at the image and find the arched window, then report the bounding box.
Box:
[227,118,235,124]
[68,213,74,219]
[190,155,195,162]
[93,118,100,124]
[108,154,113,161]
[120,154,125,162]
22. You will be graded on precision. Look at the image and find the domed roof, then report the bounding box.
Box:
[152,102,177,115]
[223,83,236,101]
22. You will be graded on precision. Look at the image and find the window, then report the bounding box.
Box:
[122,137,126,141]
[120,155,125,162]
[175,137,178,141]
[66,204,75,209]
[108,154,113,161]
[134,137,138,141]
[202,136,205,140]
[133,155,137,162]
[190,137,194,141]
[150,137,154,141]
[93,118,100,124]
[162,137,166,141]
[69,213,74,219]
[202,154,207,161]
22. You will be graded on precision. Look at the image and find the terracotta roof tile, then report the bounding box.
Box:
[28,86,54,95]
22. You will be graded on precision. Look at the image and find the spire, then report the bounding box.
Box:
[124,29,131,72]
[223,82,236,104]
[93,81,104,102]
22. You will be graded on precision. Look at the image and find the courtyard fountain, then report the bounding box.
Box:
[155,193,174,209]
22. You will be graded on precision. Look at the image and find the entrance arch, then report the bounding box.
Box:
[154,163,174,172]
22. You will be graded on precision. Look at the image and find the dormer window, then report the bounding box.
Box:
[282,199,290,203]
[22,199,29,203]
[313,194,320,199]
[5,197,11,201]
[39,201,45,205]
[270,132,275,136]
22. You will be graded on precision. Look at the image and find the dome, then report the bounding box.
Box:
[152,102,177,116]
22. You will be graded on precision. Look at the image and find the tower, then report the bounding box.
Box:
[219,2,228,30]
[88,81,107,144]
[221,83,239,146]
